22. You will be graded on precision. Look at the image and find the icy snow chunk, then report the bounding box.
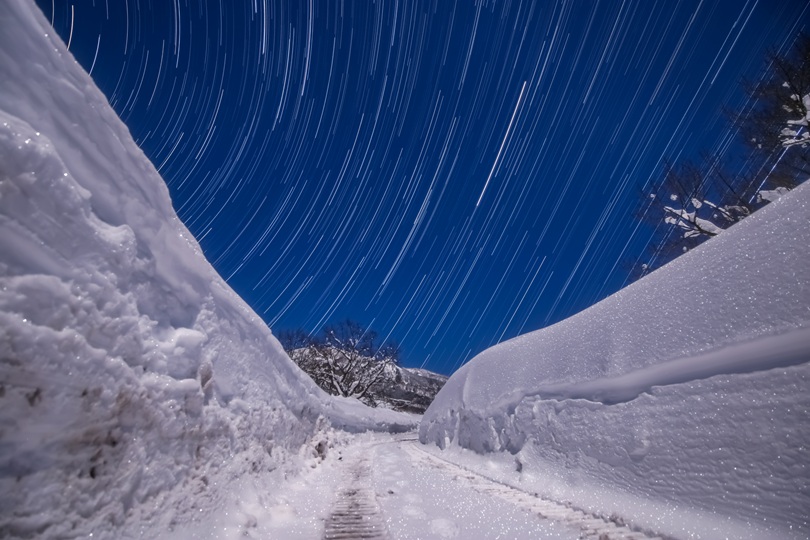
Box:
[757,186,790,203]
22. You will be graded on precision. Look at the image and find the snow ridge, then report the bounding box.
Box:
[494,325,810,406]
[422,181,810,539]
[0,2,333,537]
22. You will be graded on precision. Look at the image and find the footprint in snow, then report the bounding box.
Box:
[265,503,297,525]
[404,493,422,504]
[402,505,427,518]
[429,518,459,538]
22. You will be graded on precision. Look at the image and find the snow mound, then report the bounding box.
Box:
[0,2,414,538]
[420,182,810,538]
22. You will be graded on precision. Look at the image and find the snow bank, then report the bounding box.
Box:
[0,2,414,538]
[421,182,810,538]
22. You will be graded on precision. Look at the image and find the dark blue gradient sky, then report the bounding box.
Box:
[37,0,808,374]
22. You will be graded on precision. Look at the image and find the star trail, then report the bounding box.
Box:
[37,0,808,374]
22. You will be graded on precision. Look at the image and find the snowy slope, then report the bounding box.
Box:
[421,182,810,539]
[287,345,448,412]
[378,365,448,413]
[0,2,414,538]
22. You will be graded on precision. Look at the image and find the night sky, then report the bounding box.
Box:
[37,0,808,375]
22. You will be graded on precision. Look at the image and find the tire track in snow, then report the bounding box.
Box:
[323,455,388,540]
[404,443,671,540]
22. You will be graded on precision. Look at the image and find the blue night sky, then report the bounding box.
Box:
[37,0,808,375]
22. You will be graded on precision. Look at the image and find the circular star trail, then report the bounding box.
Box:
[38,0,809,374]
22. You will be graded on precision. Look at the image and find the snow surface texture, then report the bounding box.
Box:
[0,2,415,538]
[210,431,583,540]
[421,181,810,539]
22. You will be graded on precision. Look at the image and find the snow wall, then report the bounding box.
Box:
[0,2,415,538]
[421,182,810,537]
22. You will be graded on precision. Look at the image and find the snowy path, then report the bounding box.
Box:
[323,454,389,539]
[190,430,674,539]
[287,433,668,540]
[399,443,668,540]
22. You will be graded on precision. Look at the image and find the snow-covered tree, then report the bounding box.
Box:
[279,321,399,407]
[634,35,809,279]
[639,160,756,270]
[742,33,810,181]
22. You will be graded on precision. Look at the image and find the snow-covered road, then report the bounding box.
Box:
[247,432,667,540]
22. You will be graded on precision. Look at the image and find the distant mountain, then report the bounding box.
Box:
[373,365,448,414]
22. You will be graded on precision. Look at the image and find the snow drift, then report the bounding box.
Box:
[421,182,810,538]
[0,2,414,538]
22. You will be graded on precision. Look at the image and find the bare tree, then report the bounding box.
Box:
[633,34,810,278]
[278,328,330,388]
[660,159,757,236]
[740,33,810,183]
[277,328,314,351]
[633,158,759,277]
[279,320,398,407]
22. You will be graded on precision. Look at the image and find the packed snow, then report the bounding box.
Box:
[0,2,414,538]
[421,179,810,538]
[167,430,619,540]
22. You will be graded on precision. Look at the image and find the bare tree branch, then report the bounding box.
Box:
[279,320,399,407]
